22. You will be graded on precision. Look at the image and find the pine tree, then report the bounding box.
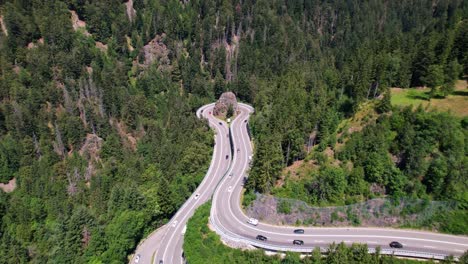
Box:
[377,89,392,113]
[157,176,174,218]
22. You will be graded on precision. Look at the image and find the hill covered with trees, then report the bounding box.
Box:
[0,0,466,262]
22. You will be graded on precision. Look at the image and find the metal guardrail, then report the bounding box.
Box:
[210,215,455,260]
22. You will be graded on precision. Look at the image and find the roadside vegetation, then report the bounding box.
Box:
[246,102,467,235]
[184,202,461,264]
[243,0,467,237]
[0,0,466,262]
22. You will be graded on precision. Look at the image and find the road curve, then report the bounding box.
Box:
[134,102,467,264]
[132,103,231,264]
[211,103,468,260]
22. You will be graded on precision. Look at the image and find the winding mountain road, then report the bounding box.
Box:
[132,103,467,264]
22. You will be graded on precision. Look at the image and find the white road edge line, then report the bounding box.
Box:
[160,104,227,263]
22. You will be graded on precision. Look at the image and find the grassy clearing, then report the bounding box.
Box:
[390,80,468,117]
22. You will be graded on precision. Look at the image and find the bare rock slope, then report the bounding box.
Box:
[213,92,238,117]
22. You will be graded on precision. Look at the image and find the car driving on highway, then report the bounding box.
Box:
[256,235,267,241]
[293,229,304,234]
[389,241,403,248]
[241,177,247,186]
[247,218,259,226]
[293,240,304,245]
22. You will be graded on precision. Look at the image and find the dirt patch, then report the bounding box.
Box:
[344,103,378,135]
[323,147,334,158]
[281,160,304,180]
[0,177,17,193]
[428,93,468,116]
[455,79,467,91]
[391,88,404,93]
[247,194,453,229]
[278,159,318,186]
[95,41,108,53]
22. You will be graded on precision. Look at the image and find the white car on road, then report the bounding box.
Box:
[247,218,259,226]
[134,254,141,263]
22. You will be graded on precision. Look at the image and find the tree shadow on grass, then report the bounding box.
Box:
[452,90,468,96]
[431,94,446,99]
[406,91,431,101]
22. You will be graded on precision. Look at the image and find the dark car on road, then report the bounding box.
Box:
[256,235,267,241]
[293,229,304,234]
[389,241,403,248]
[293,240,304,245]
[219,122,222,125]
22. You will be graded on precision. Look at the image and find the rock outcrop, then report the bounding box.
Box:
[125,0,136,22]
[69,10,107,53]
[0,178,16,193]
[213,92,238,117]
[137,34,170,72]
[70,10,91,37]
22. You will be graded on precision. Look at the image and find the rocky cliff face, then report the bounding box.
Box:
[213,92,238,117]
[137,34,171,72]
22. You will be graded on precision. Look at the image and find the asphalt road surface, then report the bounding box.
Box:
[132,103,467,264]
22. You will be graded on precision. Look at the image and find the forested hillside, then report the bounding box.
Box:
[0,0,466,263]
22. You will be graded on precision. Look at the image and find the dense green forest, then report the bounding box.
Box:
[262,104,468,234]
[0,0,467,262]
[184,202,467,264]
